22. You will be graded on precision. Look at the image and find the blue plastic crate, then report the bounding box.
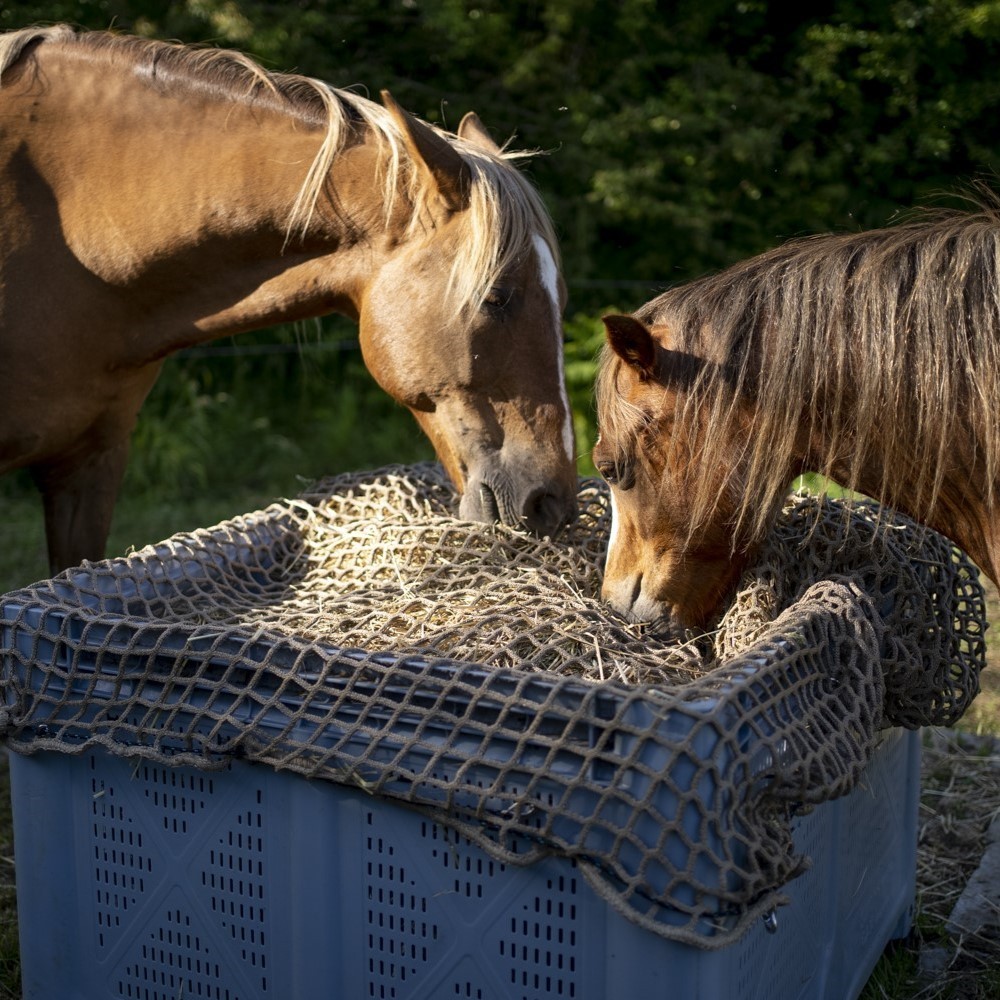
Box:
[8,726,918,1000]
[0,592,885,943]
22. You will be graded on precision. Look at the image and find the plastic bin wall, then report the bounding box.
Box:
[8,726,919,1000]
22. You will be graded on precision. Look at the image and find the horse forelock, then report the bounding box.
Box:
[0,24,558,319]
[439,145,561,322]
[634,197,1000,549]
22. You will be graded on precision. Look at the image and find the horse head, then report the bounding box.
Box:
[357,95,577,537]
[593,313,766,634]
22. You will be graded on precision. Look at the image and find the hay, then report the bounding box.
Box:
[111,462,984,715]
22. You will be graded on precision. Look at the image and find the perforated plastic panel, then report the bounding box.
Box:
[361,815,588,1000]
[9,728,918,1000]
[84,757,268,1000]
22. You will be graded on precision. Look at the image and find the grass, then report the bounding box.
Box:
[859,724,1000,1000]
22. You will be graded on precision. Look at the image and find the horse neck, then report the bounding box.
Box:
[17,41,402,357]
[796,393,1000,583]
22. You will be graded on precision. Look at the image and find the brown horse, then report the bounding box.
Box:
[0,25,577,573]
[594,198,1000,633]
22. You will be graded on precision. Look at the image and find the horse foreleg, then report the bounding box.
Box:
[31,439,131,574]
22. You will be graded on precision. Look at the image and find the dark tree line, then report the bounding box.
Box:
[7,0,1000,308]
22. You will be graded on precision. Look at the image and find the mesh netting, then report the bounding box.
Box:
[0,463,987,947]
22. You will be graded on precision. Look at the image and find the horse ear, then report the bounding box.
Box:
[603,314,658,379]
[457,111,503,155]
[381,89,472,214]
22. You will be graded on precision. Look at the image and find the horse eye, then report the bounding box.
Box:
[598,460,634,490]
[483,287,512,311]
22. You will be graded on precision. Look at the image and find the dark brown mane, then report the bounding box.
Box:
[601,195,1000,544]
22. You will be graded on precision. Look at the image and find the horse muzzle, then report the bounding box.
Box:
[599,572,693,638]
[459,468,577,537]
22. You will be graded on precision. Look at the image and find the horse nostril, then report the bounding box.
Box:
[479,483,500,522]
[523,490,572,537]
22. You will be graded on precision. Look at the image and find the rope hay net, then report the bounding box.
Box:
[0,463,987,947]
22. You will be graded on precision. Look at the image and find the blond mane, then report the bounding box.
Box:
[598,197,1000,546]
[0,24,559,320]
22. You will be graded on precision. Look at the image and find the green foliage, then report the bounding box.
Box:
[123,319,433,499]
[564,309,621,472]
[121,321,432,500]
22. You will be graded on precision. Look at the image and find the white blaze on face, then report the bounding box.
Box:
[532,233,575,464]
[606,488,620,570]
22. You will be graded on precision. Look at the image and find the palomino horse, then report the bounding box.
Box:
[594,199,1000,633]
[0,25,577,573]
